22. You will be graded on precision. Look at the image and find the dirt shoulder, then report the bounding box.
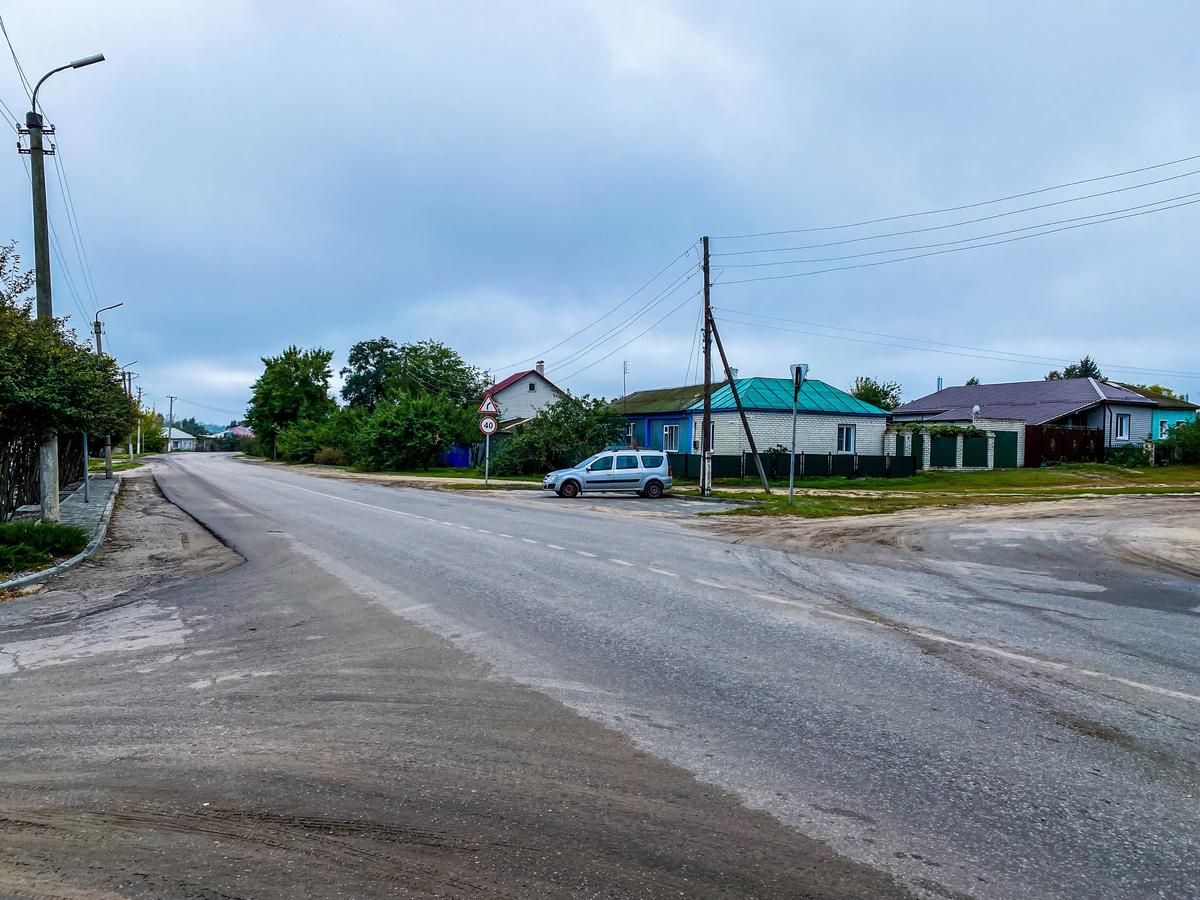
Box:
[0,463,916,898]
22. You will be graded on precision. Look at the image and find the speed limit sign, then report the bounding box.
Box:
[479,415,498,435]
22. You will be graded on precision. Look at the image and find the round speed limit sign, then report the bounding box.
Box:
[479,415,498,435]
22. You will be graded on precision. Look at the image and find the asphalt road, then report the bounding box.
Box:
[7,453,1197,899]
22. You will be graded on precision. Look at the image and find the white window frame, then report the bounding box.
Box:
[1159,419,1170,440]
[663,424,679,453]
[1115,413,1130,441]
[625,422,636,446]
[837,424,856,454]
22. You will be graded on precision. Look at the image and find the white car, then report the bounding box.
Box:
[542,450,673,499]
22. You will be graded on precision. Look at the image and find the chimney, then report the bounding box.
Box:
[937,376,943,391]
[535,360,545,376]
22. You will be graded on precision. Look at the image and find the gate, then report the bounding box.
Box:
[1025,425,1103,466]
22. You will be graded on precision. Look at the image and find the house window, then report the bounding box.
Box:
[837,424,856,453]
[1160,419,1170,440]
[528,382,536,392]
[625,422,635,446]
[1115,414,1131,441]
[663,424,679,453]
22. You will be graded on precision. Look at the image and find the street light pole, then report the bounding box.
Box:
[93,303,122,479]
[167,397,176,454]
[21,52,105,521]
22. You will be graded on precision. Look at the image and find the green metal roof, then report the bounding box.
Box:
[684,378,889,416]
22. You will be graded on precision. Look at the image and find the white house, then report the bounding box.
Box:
[488,361,566,425]
[165,427,197,451]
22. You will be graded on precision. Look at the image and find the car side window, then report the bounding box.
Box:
[588,456,613,471]
[616,455,639,470]
[639,455,663,468]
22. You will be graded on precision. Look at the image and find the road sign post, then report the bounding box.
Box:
[478,397,499,486]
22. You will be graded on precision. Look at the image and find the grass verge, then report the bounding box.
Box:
[0,521,90,574]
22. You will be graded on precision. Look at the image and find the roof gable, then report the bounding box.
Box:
[489,369,565,397]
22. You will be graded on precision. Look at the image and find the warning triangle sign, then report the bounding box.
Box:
[478,394,500,415]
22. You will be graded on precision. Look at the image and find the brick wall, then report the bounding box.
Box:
[691,411,887,455]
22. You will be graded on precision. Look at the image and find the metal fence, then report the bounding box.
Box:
[667,452,916,481]
[1,434,87,522]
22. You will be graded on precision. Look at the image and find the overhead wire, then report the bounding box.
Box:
[714,151,1200,239]
[50,144,101,310]
[713,312,1200,380]
[716,194,1200,286]
[716,189,1200,270]
[0,14,32,103]
[712,166,1200,258]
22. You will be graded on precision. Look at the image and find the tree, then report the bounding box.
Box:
[850,377,902,411]
[245,346,336,456]
[136,408,166,453]
[1046,356,1102,380]
[1162,418,1200,463]
[355,392,475,471]
[176,416,209,437]
[965,376,981,385]
[1132,383,1179,399]
[492,394,625,475]
[276,407,364,464]
[340,337,402,411]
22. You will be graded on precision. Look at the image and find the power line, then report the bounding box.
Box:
[714,151,1200,240]
[717,194,1200,286]
[713,313,1200,380]
[489,240,699,373]
[50,145,101,311]
[559,289,700,384]
[0,14,32,103]
[717,189,1200,270]
[712,166,1200,258]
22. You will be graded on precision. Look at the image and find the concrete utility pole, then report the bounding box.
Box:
[20,53,105,521]
[701,236,713,496]
[121,363,137,461]
[788,364,808,505]
[707,313,771,494]
[136,387,143,454]
[166,397,176,454]
[93,304,122,478]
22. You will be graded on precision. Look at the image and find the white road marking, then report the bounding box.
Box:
[695,578,729,589]
[522,538,539,544]
[576,551,597,557]
[610,559,634,566]
[443,521,456,526]
[459,525,472,530]
[547,544,565,550]
[477,529,492,534]
[648,568,677,577]
[498,533,513,538]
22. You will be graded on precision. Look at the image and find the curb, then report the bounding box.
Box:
[0,476,122,592]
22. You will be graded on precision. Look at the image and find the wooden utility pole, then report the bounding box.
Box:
[701,236,713,496]
[708,313,771,494]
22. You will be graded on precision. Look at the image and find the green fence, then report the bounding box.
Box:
[930,436,957,467]
[994,431,1018,468]
[666,452,916,481]
[963,436,988,468]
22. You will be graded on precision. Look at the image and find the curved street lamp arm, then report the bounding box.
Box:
[31,53,105,114]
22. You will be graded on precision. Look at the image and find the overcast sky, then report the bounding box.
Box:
[2,1,1198,423]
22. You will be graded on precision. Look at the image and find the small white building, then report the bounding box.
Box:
[488,361,566,423]
[165,427,197,451]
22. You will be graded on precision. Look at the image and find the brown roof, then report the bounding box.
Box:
[1113,383,1198,410]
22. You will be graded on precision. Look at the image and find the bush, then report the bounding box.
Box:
[1107,444,1148,468]
[314,446,348,466]
[356,393,474,471]
[0,521,89,573]
[492,394,625,475]
[277,408,363,464]
[1162,418,1200,464]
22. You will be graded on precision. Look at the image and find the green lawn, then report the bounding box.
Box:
[88,459,144,473]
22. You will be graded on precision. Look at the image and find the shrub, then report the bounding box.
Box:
[492,394,624,475]
[356,393,474,471]
[1162,418,1200,464]
[276,408,363,464]
[0,521,89,573]
[1107,444,1148,468]
[314,446,348,466]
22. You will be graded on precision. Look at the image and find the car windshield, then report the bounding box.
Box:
[575,454,603,470]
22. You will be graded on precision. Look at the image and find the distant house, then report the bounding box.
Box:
[209,425,253,440]
[617,377,889,456]
[891,378,1156,466]
[1113,384,1198,441]
[165,427,197,451]
[488,361,566,426]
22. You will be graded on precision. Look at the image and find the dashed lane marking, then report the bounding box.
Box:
[610,559,634,566]
[648,568,678,577]
[576,551,597,557]
[498,534,513,538]
[547,544,565,550]
[695,578,729,589]
[478,529,492,534]
[522,538,539,544]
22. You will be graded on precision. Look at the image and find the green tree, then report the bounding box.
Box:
[849,376,902,411]
[1162,418,1200,463]
[176,416,209,437]
[340,337,403,410]
[136,408,166,453]
[355,392,474,471]
[277,407,364,464]
[965,376,981,385]
[1046,356,1103,380]
[245,346,336,456]
[1132,383,1178,399]
[492,394,625,475]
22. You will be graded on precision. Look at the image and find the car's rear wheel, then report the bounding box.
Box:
[560,480,580,499]
[644,480,664,499]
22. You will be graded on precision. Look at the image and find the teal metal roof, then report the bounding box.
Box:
[684,378,889,416]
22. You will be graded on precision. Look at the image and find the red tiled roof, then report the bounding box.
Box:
[489,370,564,395]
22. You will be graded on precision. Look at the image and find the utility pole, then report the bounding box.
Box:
[93,304,122,478]
[788,364,808,505]
[19,53,106,521]
[701,236,713,496]
[167,396,176,454]
[708,313,771,494]
[622,360,629,445]
[136,387,143,454]
[121,364,137,461]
